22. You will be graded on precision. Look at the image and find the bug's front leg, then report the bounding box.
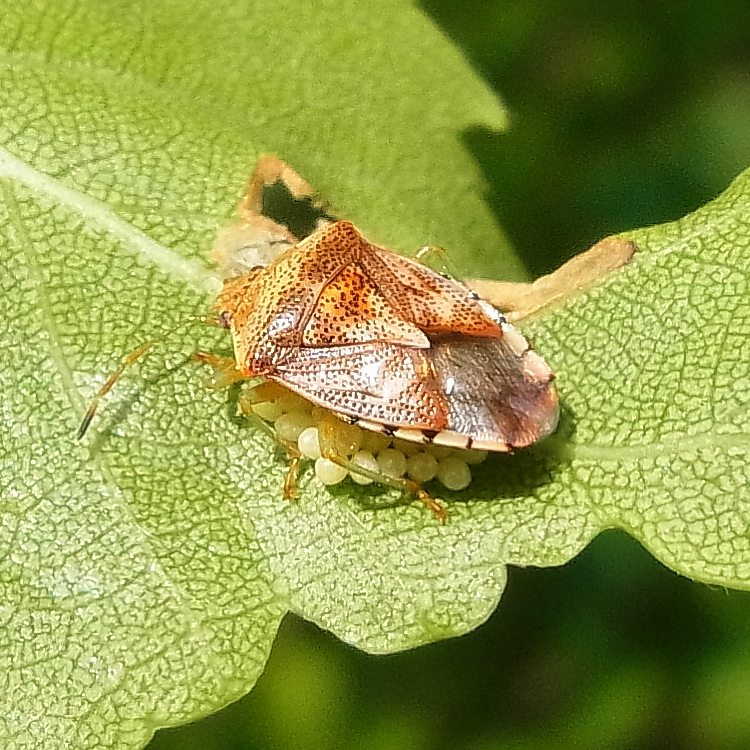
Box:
[236,381,307,500]
[191,351,246,389]
[468,236,637,322]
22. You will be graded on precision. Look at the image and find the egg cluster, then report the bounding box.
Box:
[245,388,487,491]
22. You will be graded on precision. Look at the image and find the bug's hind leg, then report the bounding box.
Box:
[316,413,448,523]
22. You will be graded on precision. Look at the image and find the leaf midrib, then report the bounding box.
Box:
[567,429,749,461]
[0,145,220,294]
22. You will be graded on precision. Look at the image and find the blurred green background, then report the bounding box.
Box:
[148,1,750,748]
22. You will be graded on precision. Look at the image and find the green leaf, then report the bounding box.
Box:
[2,1,749,749]
[0,1,514,748]
[520,169,750,585]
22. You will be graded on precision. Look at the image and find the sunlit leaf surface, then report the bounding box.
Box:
[1,1,748,748]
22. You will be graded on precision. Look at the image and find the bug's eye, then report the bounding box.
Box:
[219,311,232,328]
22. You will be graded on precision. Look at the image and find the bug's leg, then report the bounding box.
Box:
[197,314,224,327]
[235,380,305,499]
[281,443,304,500]
[415,245,449,264]
[247,417,303,500]
[250,410,304,500]
[78,314,225,439]
[191,351,246,389]
[414,244,463,280]
[77,342,155,439]
[237,380,290,409]
[468,237,637,322]
[316,413,448,523]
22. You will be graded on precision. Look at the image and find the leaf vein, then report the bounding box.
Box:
[0,144,220,294]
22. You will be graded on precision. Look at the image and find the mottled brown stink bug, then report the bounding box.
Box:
[80,156,563,520]
[207,157,559,517]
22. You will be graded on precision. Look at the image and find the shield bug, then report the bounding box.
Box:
[80,157,559,520]
[208,157,558,518]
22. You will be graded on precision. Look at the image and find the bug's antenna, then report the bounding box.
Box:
[76,315,226,441]
[76,342,156,440]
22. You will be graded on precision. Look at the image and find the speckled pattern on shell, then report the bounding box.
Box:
[216,220,558,449]
[303,264,429,348]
